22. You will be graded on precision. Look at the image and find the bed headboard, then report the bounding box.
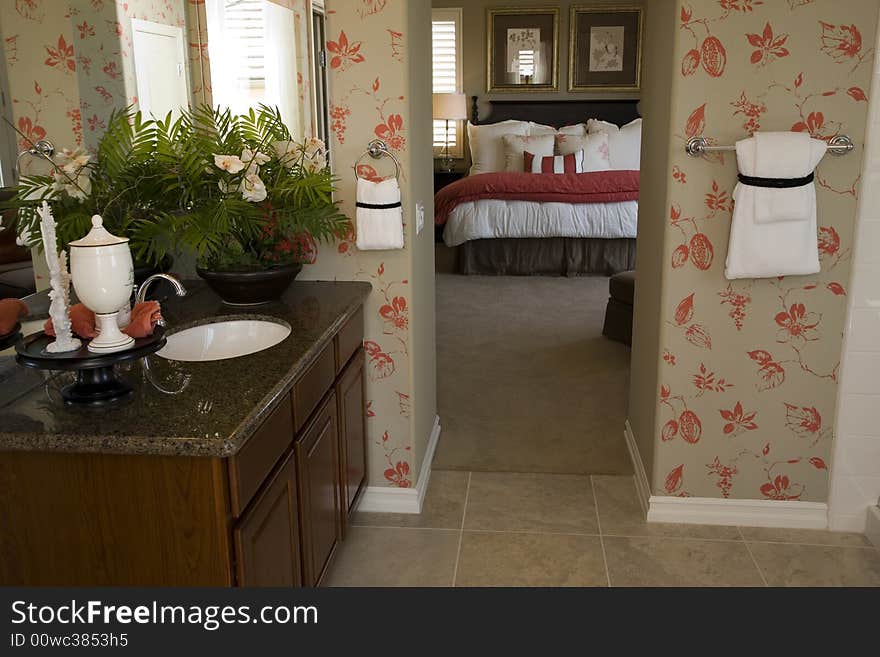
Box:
[471,96,640,128]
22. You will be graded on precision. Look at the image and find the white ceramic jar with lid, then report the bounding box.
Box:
[69,214,135,353]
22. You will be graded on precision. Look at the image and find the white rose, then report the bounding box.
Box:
[240,173,267,203]
[213,154,246,174]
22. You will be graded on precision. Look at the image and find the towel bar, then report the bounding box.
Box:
[686,134,854,157]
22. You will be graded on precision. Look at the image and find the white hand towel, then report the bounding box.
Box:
[725,134,826,280]
[753,131,824,223]
[356,177,404,251]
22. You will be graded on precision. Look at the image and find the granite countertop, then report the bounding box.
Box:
[0,279,371,457]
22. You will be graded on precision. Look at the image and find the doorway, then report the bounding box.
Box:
[131,19,190,120]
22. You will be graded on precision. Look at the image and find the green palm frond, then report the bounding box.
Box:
[2,104,346,268]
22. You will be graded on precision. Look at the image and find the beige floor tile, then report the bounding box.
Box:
[738,526,871,547]
[325,527,460,587]
[747,542,880,587]
[463,472,598,534]
[592,475,742,540]
[455,531,608,587]
[352,471,469,530]
[604,536,765,587]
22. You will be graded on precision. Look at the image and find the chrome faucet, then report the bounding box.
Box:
[136,274,187,327]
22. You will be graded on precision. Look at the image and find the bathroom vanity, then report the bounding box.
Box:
[0,280,371,586]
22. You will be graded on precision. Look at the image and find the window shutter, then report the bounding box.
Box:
[431,11,462,157]
[224,0,265,86]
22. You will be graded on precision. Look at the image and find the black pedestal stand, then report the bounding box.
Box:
[15,329,166,406]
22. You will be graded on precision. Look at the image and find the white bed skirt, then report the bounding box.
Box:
[442,199,639,247]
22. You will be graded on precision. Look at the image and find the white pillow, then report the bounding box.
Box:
[502,134,555,172]
[554,132,612,172]
[529,121,587,137]
[467,120,530,175]
[586,118,620,134]
[609,119,642,170]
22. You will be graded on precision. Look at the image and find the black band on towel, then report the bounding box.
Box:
[356,201,402,210]
[737,172,814,189]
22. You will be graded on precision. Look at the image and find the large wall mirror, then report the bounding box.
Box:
[203,0,313,139]
[0,0,324,181]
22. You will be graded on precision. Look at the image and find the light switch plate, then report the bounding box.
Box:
[415,201,425,235]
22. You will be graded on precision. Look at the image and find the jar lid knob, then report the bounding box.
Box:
[91,215,103,228]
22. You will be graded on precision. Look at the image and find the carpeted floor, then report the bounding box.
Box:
[434,273,633,475]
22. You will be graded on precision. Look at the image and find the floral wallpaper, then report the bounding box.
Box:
[300,0,421,489]
[655,0,878,503]
[1,0,192,167]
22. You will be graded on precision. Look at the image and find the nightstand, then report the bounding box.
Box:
[434,170,464,194]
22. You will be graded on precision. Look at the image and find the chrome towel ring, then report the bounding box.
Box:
[15,139,55,178]
[354,139,401,181]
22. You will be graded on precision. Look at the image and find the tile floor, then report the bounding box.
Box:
[326,471,880,587]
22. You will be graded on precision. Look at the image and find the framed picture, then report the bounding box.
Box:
[487,7,559,93]
[569,6,643,92]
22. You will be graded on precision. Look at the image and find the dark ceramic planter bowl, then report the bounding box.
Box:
[196,264,303,306]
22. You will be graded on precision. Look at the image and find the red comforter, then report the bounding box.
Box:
[434,170,640,226]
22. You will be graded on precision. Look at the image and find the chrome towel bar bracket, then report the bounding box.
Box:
[686,134,854,157]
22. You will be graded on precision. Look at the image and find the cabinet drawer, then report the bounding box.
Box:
[334,307,363,373]
[292,343,335,433]
[229,395,294,517]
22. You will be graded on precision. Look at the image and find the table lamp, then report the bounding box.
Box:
[432,93,467,173]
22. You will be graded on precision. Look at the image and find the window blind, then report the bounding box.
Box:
[432,12,462,156]
[224,0,265,86]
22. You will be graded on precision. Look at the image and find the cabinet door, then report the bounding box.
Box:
[337,349,366,521]
[233,452,302,587]
[295,394,340,586]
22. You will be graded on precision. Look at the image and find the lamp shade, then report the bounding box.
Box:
[432,93,468,120]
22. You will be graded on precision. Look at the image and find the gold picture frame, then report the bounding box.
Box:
[487,7,560,93]
[568,6,643,93]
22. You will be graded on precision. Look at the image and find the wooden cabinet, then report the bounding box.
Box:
[0,305,366,587]
[234,452,302,587]
[337,349,366,522]
[295,394,340,586]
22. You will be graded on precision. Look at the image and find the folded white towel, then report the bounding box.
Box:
[725,133,827,280]
[754,132,820,224]
[356,177,404,251]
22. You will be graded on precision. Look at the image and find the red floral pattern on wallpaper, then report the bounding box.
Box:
[326,30,365,71]
[376,430,411,488]
[658,0,875,502]
[746,22,790,66]
[315,1,414,492]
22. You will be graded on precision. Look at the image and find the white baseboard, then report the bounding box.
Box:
[647,495,829,529]
[866,506,880,548]
[356,415,441,515]
[625,419,829,529]
[623,419,651,516]
[828,511,868,533]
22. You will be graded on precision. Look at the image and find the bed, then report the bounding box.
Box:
[435,97,641,276]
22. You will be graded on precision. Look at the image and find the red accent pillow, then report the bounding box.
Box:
[523,150,585,174]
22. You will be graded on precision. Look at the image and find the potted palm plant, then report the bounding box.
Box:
[2,110,176,285]
[4,105,348,305]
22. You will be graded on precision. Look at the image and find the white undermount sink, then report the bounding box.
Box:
[157,319,291,362]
